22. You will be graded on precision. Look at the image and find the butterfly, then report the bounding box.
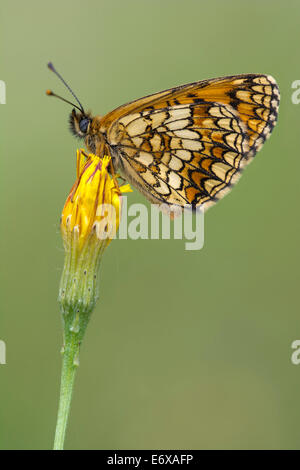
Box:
[47,63,280,211]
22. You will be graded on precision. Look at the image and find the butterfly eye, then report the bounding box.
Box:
[79,118,90,133]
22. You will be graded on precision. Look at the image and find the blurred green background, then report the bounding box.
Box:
[1,0,300,450]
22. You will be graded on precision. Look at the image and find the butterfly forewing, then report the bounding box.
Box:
[100,74,280,209]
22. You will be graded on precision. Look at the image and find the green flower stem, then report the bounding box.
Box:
[53,298,92,450]
[53,323,80,450]
[53,231,107,450]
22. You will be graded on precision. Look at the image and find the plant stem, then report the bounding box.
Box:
[53,326,79,450]
[54,227,104,449]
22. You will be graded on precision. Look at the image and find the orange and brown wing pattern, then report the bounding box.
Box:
[101,74,280,208]
[108,101,250,207]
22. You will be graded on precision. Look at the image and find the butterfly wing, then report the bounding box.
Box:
[100,74,280,209]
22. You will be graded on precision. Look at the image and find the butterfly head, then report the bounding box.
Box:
[69,109,92,139]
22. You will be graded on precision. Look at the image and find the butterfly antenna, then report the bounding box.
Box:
[45,89,84,113]
[47,62,85,113]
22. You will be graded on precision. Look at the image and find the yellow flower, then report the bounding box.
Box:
[59,149,131,316]
[61,149,131,251]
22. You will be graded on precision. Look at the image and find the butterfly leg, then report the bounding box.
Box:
[80,149,89,158]
[117,175,127,184]
[109,159,122,195]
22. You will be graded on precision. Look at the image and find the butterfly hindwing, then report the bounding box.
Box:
[110,101,248,207]
[102,74,280,209]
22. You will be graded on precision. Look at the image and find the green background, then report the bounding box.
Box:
[1,0,300,450]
